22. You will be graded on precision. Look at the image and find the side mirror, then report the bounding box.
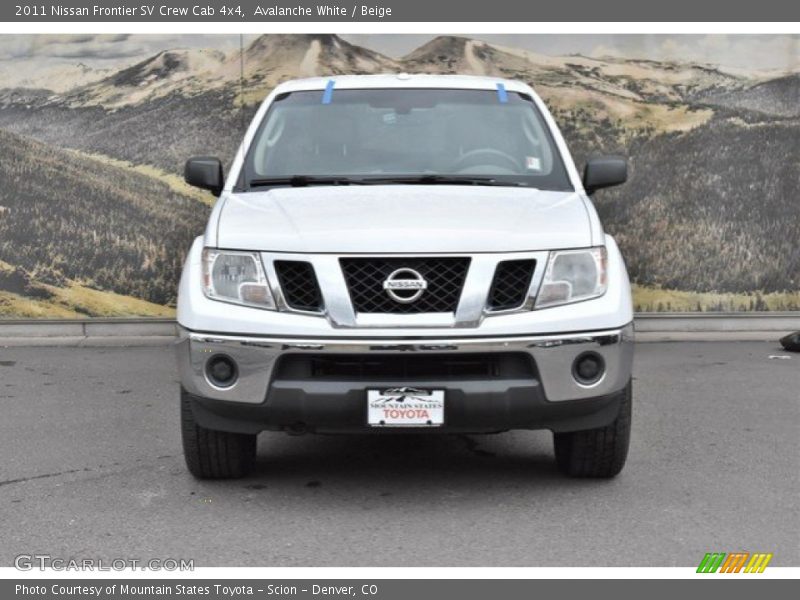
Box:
[185,157,224,196]
[583,155,627,195]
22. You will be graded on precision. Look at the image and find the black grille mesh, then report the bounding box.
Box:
[340,257,469,314]
[274,261,323,312]
[487,259,536,311]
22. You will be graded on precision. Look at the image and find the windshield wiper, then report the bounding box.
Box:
[248,174,529,189]
[248,175,369,188]
[359,174,526,187]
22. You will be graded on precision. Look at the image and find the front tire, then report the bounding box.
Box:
[180,387,257,479]
[553,380,632,478]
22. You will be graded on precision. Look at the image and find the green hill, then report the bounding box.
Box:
[0,129,209,315]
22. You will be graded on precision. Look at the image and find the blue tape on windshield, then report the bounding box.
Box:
[322,80,335,104]
[496,82,508,103]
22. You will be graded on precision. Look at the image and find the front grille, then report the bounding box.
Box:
[274,260,323,312]
[340,257,469,314]
[275,353,537,381]
[487,259,536,311]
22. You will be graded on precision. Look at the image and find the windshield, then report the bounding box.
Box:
[241,88,573,191]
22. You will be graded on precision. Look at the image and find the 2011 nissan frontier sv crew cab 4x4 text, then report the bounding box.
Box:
[177,74,633,480]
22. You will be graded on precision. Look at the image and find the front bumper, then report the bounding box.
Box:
[176,323,634,434]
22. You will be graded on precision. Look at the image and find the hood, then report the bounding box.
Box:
[215,186,595,253]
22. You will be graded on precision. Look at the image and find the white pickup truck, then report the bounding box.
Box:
[176,74,633,479]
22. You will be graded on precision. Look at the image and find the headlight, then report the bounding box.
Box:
[535,247,607,309]
[202,249,276,310]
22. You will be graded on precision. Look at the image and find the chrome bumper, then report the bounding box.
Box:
[176,323,634,404]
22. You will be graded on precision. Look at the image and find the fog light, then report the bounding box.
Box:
[572,352,605,385]
[206,355,238,388]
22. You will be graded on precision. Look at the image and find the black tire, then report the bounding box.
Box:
[180,387,257,479]
[553,380,632,478]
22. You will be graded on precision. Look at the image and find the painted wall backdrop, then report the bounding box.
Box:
[0,33,799,318]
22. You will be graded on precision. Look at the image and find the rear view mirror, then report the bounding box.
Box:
[185,157,224,196]
[583,155,627,195]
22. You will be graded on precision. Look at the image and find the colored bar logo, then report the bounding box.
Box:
[697,552,773,573]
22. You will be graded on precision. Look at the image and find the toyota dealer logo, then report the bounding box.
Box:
[383,268,427,303]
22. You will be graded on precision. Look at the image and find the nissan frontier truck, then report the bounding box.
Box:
[177,74,633,479]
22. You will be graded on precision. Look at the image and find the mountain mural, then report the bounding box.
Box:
[699,73,800,118]
[0,34,798,316]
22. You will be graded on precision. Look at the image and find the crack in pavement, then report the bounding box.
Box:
[0,454,179,489]
[0,467,88,487]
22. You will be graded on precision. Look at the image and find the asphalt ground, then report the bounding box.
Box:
[0,341,797,567]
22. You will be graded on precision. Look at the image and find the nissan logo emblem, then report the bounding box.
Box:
[383,268,428,303]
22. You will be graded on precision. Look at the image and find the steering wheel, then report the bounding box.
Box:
[451,148,523,173]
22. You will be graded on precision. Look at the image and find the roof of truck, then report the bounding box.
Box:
[271,74,533,94]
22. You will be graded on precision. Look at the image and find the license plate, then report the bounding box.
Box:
[367,387,445,427]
